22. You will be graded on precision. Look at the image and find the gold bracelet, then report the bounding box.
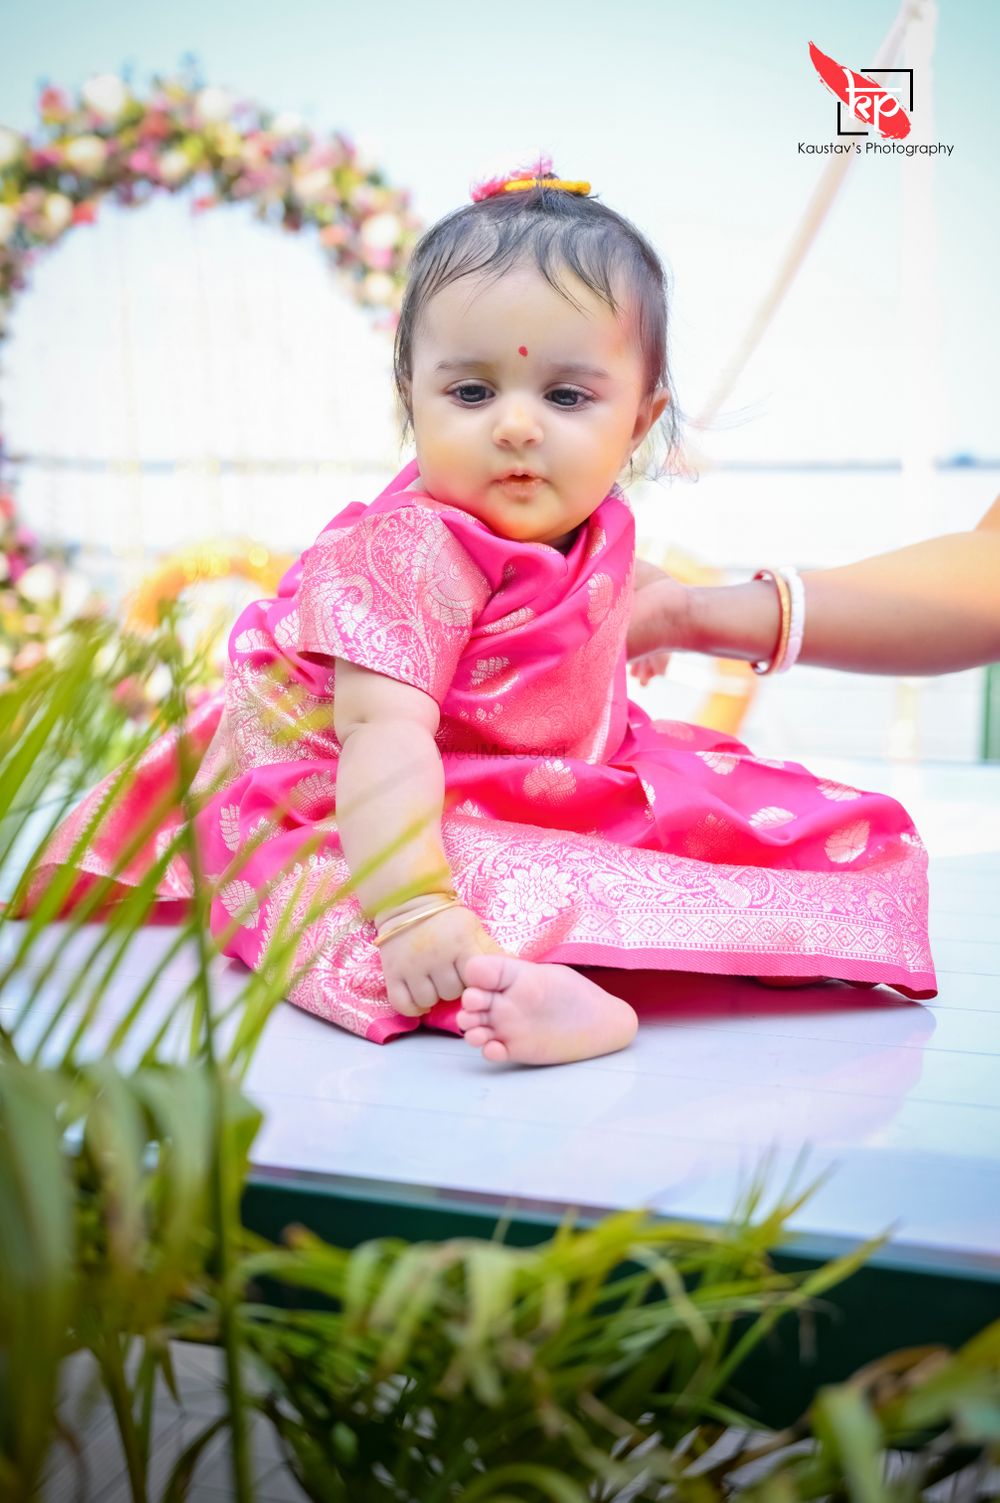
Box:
[751,569,792,676]
[373,894,463,948]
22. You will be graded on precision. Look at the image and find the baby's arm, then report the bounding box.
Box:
[333,660,451,921]
[333,659,503,1014]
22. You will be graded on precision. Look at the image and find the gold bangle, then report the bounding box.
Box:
[373,895,463,948]
[751,569,791,676]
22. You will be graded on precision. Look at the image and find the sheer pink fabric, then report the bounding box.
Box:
[27,460,936,1041]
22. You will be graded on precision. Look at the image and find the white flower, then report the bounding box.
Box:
[195,86,233,124]
[271,110,305,137]
[0,205,16,245]
[17,562,59,604]
[360,211,401,251]
[46,631,75,666]
[158,149,192,186]
[42,193,73,235]
[94,643,120,675]
[144,664,174,703]
[292,166,332,203]
[0,127,23,169]
[64,134,108,176]
[361,271,395,303]
[56,568,93,621]
[82,73,129,119]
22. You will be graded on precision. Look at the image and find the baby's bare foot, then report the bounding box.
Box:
[456,953,638,1066]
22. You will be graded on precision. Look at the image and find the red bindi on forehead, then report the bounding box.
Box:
[518,345,528,356]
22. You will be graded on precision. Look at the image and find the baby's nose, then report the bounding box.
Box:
[492,398,543,444]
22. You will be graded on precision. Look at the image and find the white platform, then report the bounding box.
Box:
[3,756,999,1278]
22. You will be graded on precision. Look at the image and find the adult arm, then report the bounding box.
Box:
[627,497,1000,676]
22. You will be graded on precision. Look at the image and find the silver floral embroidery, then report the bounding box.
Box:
[480,605,535,636]
[653,720,695,741]
[234,628,271,653]
[220,804,242,852]
[696,750,739,775]
[493,860,575,922]
[290,769,338,817]
[522,759,577,803]
[470,655,510,685]
[749,806,796,828]
[586,572,614,626]
[825,819,870,863]
[585,523,607,559]
[218,878,260,928]
[272,609,300,649]
[817,779,862,801]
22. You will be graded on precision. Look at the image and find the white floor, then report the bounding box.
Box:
[4,756,999,1276]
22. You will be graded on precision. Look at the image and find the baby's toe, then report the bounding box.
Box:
[460,952,509,992]
[482,1038,510,1063]
[457,987,491,1018]
[460,1024,495,1050]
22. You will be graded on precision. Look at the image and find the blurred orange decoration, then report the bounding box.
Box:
[125,541,294,630]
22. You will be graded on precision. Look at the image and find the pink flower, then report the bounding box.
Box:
[13,642,47,674]
[470,152,554,203]
[127,147,160,177]
[139,111,174,141]
[72,202,98,226]
[29,147,63,171]
[39,86,71,121]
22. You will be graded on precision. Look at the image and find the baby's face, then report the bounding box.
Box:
[407,262,668,551]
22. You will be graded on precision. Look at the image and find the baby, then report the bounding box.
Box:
[28,158,936,1063]
[336,207,670,1065]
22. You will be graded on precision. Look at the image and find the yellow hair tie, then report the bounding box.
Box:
[501,177,591,196]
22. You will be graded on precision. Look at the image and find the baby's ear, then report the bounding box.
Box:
[632,386,670,444]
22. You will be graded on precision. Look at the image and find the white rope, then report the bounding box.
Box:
[690,0,919,440]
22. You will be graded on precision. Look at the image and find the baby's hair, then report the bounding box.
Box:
[392,176,682,481]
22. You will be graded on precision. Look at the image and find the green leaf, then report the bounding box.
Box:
[811,1384,888,1503]
[0,1061,75,1494]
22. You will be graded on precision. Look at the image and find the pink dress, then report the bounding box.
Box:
[28,460,936,1041]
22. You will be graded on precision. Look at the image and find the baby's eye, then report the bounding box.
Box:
[547,387,591,409]
[451,383,492,404]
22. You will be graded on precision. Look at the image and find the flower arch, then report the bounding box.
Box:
[0,69,423,683]
[0,68,420,338]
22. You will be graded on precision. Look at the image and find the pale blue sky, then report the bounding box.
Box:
[1,0,997,459]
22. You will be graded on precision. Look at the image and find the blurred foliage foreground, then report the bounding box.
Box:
[0,616,997,1503]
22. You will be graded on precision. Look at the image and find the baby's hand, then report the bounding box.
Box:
[377,902,505,1017]
[629,649,672,685]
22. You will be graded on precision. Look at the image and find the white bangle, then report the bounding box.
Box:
[775,565,805,674]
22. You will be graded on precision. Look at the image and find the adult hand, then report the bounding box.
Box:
[626,574,696,667]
